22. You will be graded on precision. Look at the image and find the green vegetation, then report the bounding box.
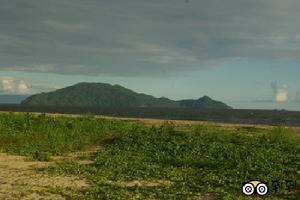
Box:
[178,95,231,109]
[0,113,134,160]
[0,113,299,199]
[21,82,231,109]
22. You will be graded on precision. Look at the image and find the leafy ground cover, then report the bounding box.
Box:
[0,113,299,199]
[0,113,134,161]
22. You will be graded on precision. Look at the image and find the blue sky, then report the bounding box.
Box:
[0,0,300,110]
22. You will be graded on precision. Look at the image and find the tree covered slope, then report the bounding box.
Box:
[22,82,231,109]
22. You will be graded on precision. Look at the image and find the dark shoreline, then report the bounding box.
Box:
[0,104,299,126]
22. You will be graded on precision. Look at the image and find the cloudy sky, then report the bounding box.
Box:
[0,0,300,110]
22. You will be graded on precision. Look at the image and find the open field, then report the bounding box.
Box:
[0,112,299,199]
[1,105,300,126]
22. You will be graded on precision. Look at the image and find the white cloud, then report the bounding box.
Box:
[0,77,30,94]
[271,81,288,102]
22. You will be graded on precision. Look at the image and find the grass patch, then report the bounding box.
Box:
[0,113,135,158]
[0,113,299,199]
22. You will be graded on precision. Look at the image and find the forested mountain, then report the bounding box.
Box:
[22,82,232,109]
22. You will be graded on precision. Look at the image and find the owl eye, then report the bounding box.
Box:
[242,183,255,196]
[256,183,268,196]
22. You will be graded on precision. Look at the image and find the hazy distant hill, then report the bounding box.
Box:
[21,82,231,109]
[178,96,232,109]
[0,95,29,104]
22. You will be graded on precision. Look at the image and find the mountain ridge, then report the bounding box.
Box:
[21,82,232,109]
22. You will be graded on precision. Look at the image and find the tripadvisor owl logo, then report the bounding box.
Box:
[242,181,268,196]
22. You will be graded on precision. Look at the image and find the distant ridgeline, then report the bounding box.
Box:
[21,82,232,109]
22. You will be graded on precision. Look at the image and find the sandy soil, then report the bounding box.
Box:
[0,152,89,199]
[120,180,172,188]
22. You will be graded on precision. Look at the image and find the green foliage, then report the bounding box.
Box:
[0,113,134,158]
[31,151,51,161]
[179,96,232,109]
[0,113,299,199]
[21,82,231,109]
[47,122,299,199]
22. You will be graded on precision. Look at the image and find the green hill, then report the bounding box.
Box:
[21,82,232,109]
[178,96,232,109]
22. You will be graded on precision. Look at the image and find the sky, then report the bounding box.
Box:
[0,0,299,110]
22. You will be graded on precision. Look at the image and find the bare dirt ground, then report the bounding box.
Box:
[0,151,92,199]
[0,150,182,199]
